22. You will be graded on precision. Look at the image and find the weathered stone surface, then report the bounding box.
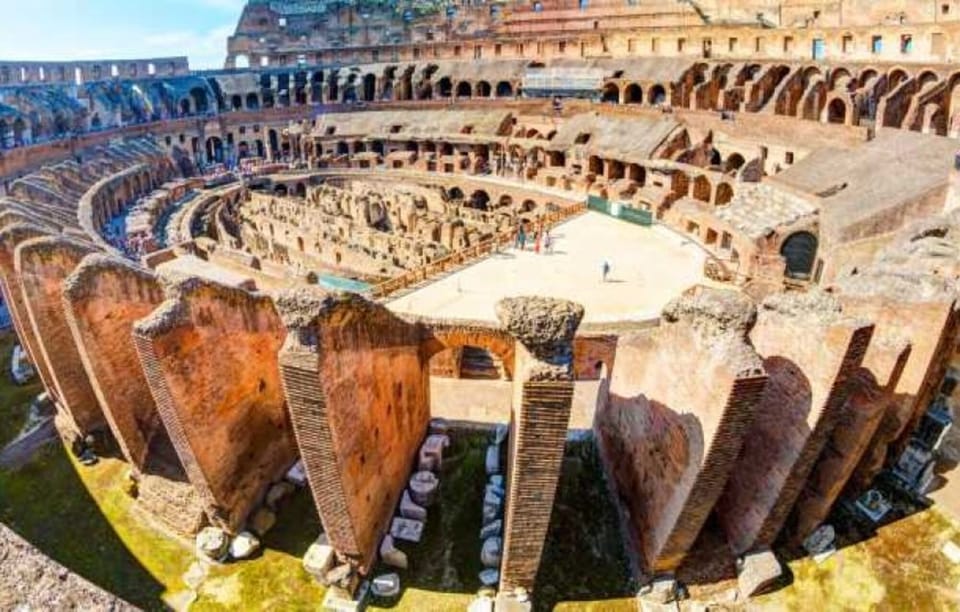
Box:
[418,433,450,472]
[485,445,501,475]
[285,460,308,487]
[266,481,296,509]
[736,549,782,597]
[478,569,500,587]
[480,519,502,540]
[495,296,584,374]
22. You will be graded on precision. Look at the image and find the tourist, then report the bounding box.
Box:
[534,230,541,253]
[544,230,553,254]
[518,224,527,250]
[602,259,611,282]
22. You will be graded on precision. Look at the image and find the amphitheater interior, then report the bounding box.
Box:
[5,0,960,609]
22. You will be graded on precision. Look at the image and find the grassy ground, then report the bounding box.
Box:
[535,439,635,612]
[0,332,43,447]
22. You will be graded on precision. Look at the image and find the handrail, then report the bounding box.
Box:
[370,201,587,300]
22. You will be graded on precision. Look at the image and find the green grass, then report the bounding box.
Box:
[0,331,43,447]
[535,439,635,612]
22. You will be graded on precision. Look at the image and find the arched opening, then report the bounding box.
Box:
[336,141,349,156]
[715,183,734,206]
[363,74,376,102]
[295,183,307,198]
[627,164,646,185]
[456,81,472,98]
[246,93,260,110]
[725,153,745,174]
[650,84,667,105]
[476,81,492,97]
[190,87,209,114]
[447,186,465,202]
[497,194,513,208]
[205,137,224,164]
[520,199,536,213]
[234,54,250,69]
[438,77,453,97]
[624,83,643,104]
[780,231,818,280]
[468,190,491,210]
[601,82,620,103]
[827,98,846,124]
[231,95,243,111]
[274,184,289,197]
[496,81,513,97]
[692,175,711,202]
[179,99,191,116]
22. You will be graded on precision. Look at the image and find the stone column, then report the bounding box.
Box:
[497,297,584,595]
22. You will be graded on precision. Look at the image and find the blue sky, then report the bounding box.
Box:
[0,0,247,69]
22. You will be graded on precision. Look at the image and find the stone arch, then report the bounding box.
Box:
[231,95,243,111]
[295,182,307,198]
[780,231,818,279]
[650,83,667,105]
[190,87,209,114]
[692,175,711,202]
[624,83,643,104]
[362,73,376,102]
[888,68,910,90]
[476,81,492,97]
[601,82,620,103]
[421,325,516,380]
[724,153,745,174]
[246,93,260,110]
[234,54,250,69]
[437,76,453,97]
[469,189,491,210]
[498,194,514,208]
[826,98,847,124]
[456,81,472,98]
[496,81,513,97]
[917,70,941,89]
[447,186,465,201]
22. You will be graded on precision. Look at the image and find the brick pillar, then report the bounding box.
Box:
[496,296,584,595]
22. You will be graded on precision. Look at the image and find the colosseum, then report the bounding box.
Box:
[2,0,960,610]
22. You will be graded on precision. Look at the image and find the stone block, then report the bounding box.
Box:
[266,481,296,509]
[379,534,408,569]
[229,531,260,560]
[481,536,502,568]
[285,460,308,487]
[485,445,500,475]
[409,470,439,507]
[468,592,495,612]
[480,519,502,540]
[428,418,449,435]
[322,586,360,612]
[249,507,277,536]
[400,490,427,521]
[304,538,336,577]
[371,573,400,598]
[736,549,782,597]
[195,526,229,561]
[390,517,424,543]
[418,434,450,472]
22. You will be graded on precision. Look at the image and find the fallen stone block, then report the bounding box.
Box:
[249,507,277,536]
[322,585,360,612]
[400,490,427,521]
[736,549,782,597]
[326,563,355,590]
[371,573,400,598]
[195,526,229,561]
[409,470,439,507]
[489,474,504,488]
[285,460,308,487]
[304,538,336,577]
[468,592,495,612]
[379,534,408,569]
[481,536,502,568]
[229,531,260,560]
[494,424,508,445]
[418,434,451,472]
[485,445,500,475]
[266,481,296,509]
[429,418,449,435]
[480,518,502,540]
[637,576,677,605]
[478,568,500,588]
[390,517,425,544]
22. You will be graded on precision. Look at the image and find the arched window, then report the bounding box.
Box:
[780,232,818,279]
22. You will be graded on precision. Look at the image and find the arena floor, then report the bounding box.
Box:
[388,211,713,323]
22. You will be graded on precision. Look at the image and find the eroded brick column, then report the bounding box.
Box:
[497,296,583,594]
[62,254,166,471]
[715,291,873,555]
[133,277,295,532]
[15,235,102,436]
[275,289,429,573]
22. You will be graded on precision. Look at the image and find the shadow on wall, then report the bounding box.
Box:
[595,392,705,573]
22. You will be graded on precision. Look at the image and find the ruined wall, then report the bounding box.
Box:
[62,254,166,470]
[790,335,910,539]
[498,297,583,593]
[15,236,103,436]
[714,292,872,555]
[133,278,295,532]
[276,290,429,572]
[596,287,766,572]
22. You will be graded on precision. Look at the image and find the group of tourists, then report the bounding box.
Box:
[513,216,553,254]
